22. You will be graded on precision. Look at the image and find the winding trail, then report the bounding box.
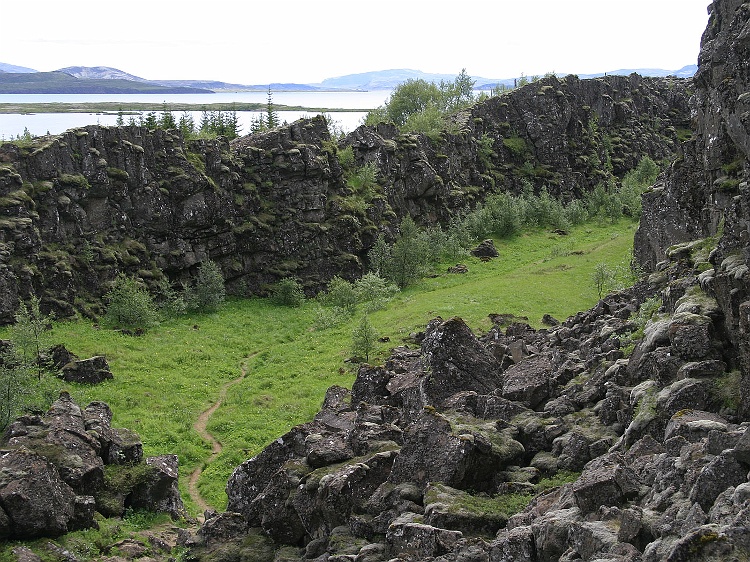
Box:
[188,361,249,518]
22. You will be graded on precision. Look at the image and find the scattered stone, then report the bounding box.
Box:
[541,313,560,326]
[470,239,499,258]
[59,356,113,384]
[448,263,469,274]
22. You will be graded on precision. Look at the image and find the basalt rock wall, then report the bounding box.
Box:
[634,0,750,417]
[0,74,690,323]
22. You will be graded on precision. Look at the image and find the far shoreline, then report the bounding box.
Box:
[0,101,372,115]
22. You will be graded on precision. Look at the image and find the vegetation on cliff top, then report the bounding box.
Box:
[365,68,477,137]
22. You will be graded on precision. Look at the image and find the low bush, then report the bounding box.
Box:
[271,278,305,307]
[103,275,159,331]
[185,260,226,312]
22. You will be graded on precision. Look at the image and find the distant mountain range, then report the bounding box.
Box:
[319,66,698,90]
[0,63,698,94]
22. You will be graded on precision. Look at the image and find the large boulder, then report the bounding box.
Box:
[421,317,503,405]
[4,392,105,496]
[83,401,143,465]
[573,453,641,514]
[424,483,508,536]
[388,410,523,492]
[0,393,180,537]
[128,455,186,519]
[59,355,113,384]
[689,450,748,512]
[502,355,553,409]
[226,422,310,522]
[386,513,463,559]
[471,239,499,258]
[0,448,91,538]
[291,449,397,540]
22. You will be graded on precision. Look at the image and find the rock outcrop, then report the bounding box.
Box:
[185,243,749,560]
[0,392,184,539]
[634,0,750,420]
[0,72,689,323]
[59,355,113,383]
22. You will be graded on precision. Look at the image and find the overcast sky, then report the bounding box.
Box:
[2,0,711,84]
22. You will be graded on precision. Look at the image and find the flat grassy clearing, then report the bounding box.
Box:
[28,219,636,514]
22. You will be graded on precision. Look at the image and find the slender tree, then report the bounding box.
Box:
[11,295,53,380]
[186,260,226,311]
[226,105,240,138]
[352,314,377,362]
[159,102,177,130]
[266,86,279,130]
[178,111,196,137]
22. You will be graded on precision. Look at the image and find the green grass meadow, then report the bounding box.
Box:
[29,219,636,514]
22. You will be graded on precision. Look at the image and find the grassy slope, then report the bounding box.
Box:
[44,219,636,513]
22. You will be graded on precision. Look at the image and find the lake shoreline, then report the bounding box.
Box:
[0,102,372,115]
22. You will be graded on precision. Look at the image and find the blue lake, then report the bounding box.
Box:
[0,90,393,139]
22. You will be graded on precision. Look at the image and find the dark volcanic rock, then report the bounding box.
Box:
[128,454,185,519]
[422,317,503,405]
[470,239,499,258]
[59,355,113,383]
[0,65,690,324]
[0,393,183,538]
[46,343,78,369]
[387,410,522,492]
[0,448,80,539]
[4,392,106,496]
[201,3,750,560]
[502,355,553,409]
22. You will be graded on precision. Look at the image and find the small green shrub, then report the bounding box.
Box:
[11,295,54,378]
[354,272,399,312]
[477,134,497,168]
[367,234,391,277]
[271,278,305,307]
[337,146,355,170]
[591,262,617,299]
[186,260,226,312]
[155,278,187,317]
[312,305,350,330]
[0,349,34,429]
[319,276,358,314]
[103,275,159,331]
[347,162,379,193]
[502,135,528,159]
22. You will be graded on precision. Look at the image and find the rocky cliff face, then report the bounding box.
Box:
[0,72,689,323]
[634,0,750,270]
[175,0,750,561]
[635,0,750,418]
